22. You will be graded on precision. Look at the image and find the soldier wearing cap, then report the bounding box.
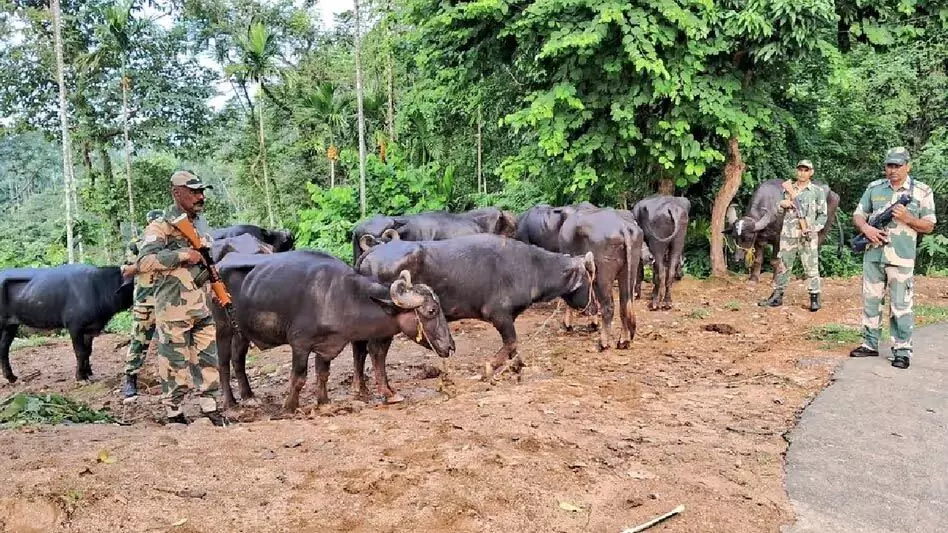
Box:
[759,159,828,311]
[136,171,227,424]
[850,147,936,369]
[121,209,166,401]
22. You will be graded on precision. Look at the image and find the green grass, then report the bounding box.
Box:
[11,335,63,351]
[916,304,948,325]
[105,310,132,334]
[688,308,711,320]
[807,323,861,349]
[724,300,741,311]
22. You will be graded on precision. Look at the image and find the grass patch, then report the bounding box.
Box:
[105,310,133,334]
[807,323,861,350]
[11,335,63,351]
[724,300,741,311]
[0,392,114,428]
[916,304,948,325]
[688,308,711,320]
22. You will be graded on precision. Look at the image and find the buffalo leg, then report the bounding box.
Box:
[634,261,644,300]
[368,337,401,403]
[217,328,236,407]
[663,240,685,309]
[350,341,373,400]
[70,331,93,381]
[231,335,254,403]
[770,240,783,283]
[749,242,765,283]
[484,316,519,379]
[617,263,636,349]
[284,346,310,412]
[649,250,666,311]
[314,357,331,405]
[0,324,19,383]
[593,268,617,351]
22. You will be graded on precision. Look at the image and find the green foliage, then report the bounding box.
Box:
[807,323,861,349]
[687,307,711,320]
[0,392,114,428]
[919,235,948,276]
[724,300,741,311]
[916,304,948,325]
[105,311,132,334]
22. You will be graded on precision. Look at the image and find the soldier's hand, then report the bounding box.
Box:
[863,226,887,245]
[182,249,204,265]
[892,204,912,223]
[121,264,138,277]
[779,199,793,209]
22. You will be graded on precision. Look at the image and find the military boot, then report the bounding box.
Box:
[203,410,231,427]
[122,374,138,401]
[809,293,822,312]
[758,289,783,307]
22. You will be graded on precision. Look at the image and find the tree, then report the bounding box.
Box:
[50,0,78,263]
[354,0,368,217]
[233,20,280,228]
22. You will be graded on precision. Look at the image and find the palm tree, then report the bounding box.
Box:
[299,82,350,187]
[51,0,77,263]
[235,20,279,227]
[103,0,138,234]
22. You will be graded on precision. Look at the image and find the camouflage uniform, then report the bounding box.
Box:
[774,179,828,294]
[854,152,936,359]
[122,211,164,379]
[138,179,221,418]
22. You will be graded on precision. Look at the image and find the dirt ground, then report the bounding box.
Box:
[1,275,946,533]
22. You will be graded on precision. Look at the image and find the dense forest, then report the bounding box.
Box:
[0,0,945,277]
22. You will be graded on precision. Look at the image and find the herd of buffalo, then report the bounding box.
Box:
[0,180,842,409]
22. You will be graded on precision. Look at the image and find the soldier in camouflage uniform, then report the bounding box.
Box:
[759,160,828,311]
[121,209,166,401]
[850,147,937,369]
[137,170,227,425]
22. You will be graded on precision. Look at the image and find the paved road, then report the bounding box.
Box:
[784,324,948,533]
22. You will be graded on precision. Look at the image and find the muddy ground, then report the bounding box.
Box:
[1,275,946,533]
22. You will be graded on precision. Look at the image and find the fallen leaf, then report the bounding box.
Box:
[558,501,584,512]
[97,449,116,464]
[170,518,188,527]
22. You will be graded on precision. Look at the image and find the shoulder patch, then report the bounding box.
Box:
[913,180,932,194]
[143,234,159,243]
[867,178,887,188]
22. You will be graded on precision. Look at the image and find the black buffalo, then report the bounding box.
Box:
[214,251,454,410]
[514,202,597,252]
[209,233,274,263]
[559,208,644,351]
[351,207,517,263]
[0,265,134,382]
[212,224,295,253]
[355,234,596,391]
[631,195,691,310]
[725,179,840,282]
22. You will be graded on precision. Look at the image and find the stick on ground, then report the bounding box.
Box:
[620,504,685,533]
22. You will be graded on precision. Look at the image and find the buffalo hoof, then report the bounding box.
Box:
[384,393,406,404]
[586,322,600,333]
[562,324,574,333]
[3,374,16,384]
[597,341,609,352]
[243,397,262,408]
[661,302,673,310]
[282,399,300,412]
[616,340,630,350]
[648,302,660,311]
[222,396,237,409]
[482,362,496,381]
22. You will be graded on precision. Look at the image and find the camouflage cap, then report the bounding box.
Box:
[145,209,164,223]
[884,147,911,165]
[795,159,814,169]
[170,170,212,190]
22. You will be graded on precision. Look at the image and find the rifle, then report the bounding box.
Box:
[781,181,809,233]
[851,194,912,253]
[170,216,238,328]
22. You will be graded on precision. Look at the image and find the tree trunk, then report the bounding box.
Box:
[476,104,483,194]
[257,99,277,228]
[658,177,674,195]
[386,0,395,143]
[330,158,336,188]
[710,135,745,277]
[51,0,77,264]
[355,0,368,217]
[122,73,136,235]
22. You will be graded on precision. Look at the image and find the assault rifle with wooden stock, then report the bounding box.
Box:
[170,217,238,328]
[781,181,809,233]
